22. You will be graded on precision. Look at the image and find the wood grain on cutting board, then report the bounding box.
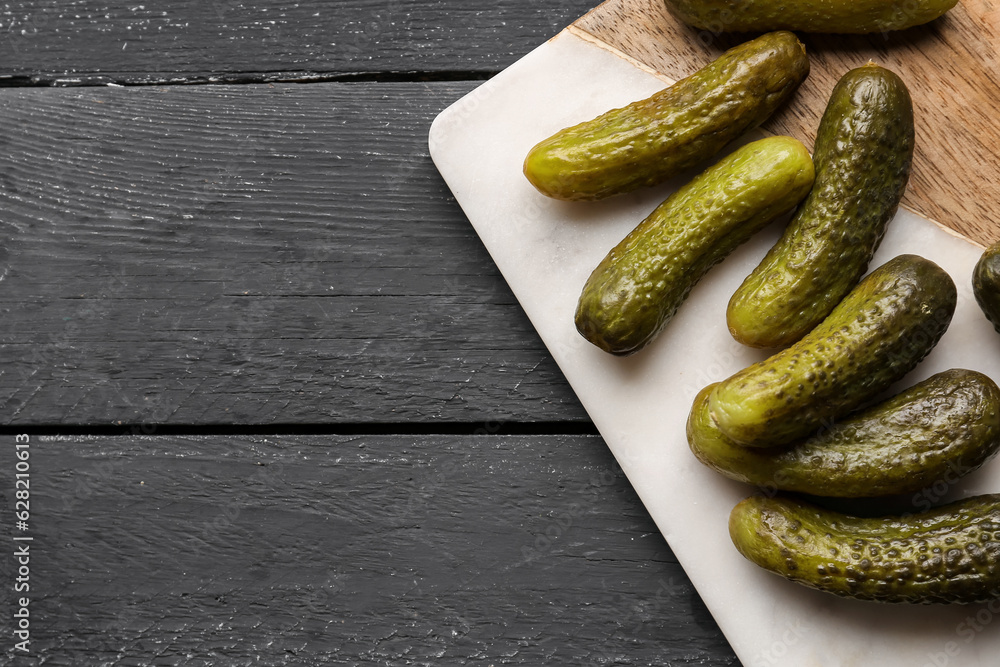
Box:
[573,0,1000,248]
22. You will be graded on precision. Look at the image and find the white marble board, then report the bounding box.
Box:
[429,23,1000,667]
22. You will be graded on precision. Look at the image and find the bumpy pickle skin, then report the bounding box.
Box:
[663,0,958,34]
[523,31,809,201]
[687,370,1000,497]
[973,241,1000,334]
[574,136,814,356]
[727,64,915,349]
[708,254,957,447]
[730,494,1000,604]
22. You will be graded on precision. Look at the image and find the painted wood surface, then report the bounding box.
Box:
[575,0,1000,247]
[0,434,737,665]
[0,83,588,427]
[0,1,597,85]
[0,1,743,664]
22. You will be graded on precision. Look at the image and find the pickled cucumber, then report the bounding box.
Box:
[664,0,958,34]
[730,494,1000,604]
[973,241,1000,334]
[709,254,957,447]
[523,31,809,201]
[727,64,915,349]
[687,370,1000,497]
[575,136,814,356]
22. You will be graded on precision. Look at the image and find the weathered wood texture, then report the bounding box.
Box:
[0,82,589,426]
[0,4,746,665]
[0,0,597,85]
[575,0,1000,247]
[0,434,737,665]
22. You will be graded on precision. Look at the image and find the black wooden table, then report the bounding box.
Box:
[0,3,739,664]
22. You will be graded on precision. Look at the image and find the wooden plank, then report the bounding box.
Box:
[0,0,597,85]
[0,82,589,426]
[0,433,737,664]
[575,0,1000,247]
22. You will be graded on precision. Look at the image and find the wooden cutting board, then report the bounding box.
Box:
[572,0,1000,247]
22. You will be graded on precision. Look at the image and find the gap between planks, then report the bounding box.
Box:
[0,422,601,438]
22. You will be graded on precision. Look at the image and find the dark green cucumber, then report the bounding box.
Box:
[688,370,1000,497]
[730,493,1000,604]
[523,31,809,201]
[728,64,915,348]
[973,241,1000,334]
[575,136,814,356]
[709,254,957,447]
[664,0,958,34]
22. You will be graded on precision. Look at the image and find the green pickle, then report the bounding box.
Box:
[523,31,809,201]
[973,241,1000,334]
[728,64,915,349]
[688,370,1000,497]
[663,0,958,34]
[709,255,957,447]
[575,136,814,356]
[730,494,1000,604]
